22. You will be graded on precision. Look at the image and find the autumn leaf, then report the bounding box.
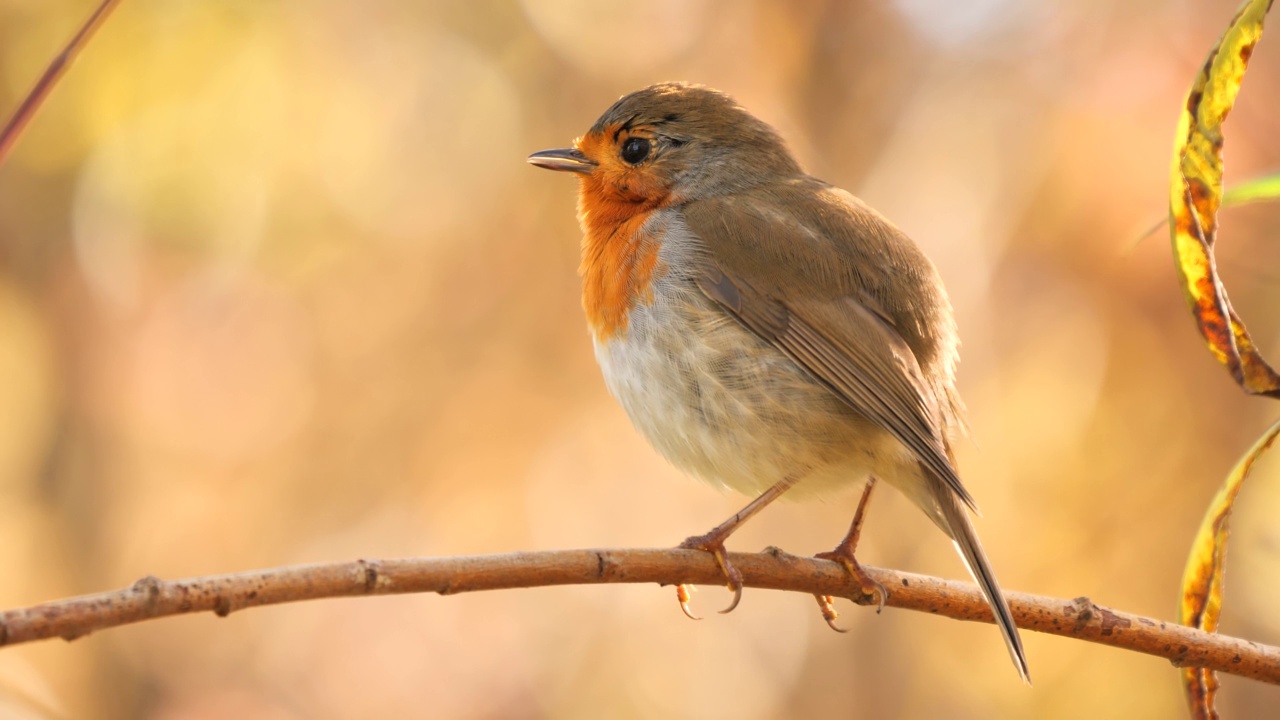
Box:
[1180,418,1280,719]
[1169,0,1278,398]
[0,0,124,168]
[1128,170,1280,250]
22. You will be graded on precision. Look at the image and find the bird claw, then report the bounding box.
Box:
[676,584,701,620]
[677,532,745,616]
[814,594,849,633]
[718,577,744,615]
[815,549,888,616]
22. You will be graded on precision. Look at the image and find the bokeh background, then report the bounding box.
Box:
[1,0,1279,717]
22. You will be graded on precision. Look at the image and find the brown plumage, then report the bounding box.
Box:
[529,82,1029,682]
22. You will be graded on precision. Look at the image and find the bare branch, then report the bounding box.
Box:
[0,547,1275,684]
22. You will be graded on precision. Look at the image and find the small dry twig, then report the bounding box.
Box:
[0,0,123,166]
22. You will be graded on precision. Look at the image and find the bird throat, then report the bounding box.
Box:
[576,184,667,341]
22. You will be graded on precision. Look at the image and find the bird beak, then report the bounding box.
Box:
[527,148,596,174]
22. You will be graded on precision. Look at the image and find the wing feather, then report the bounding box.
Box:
[685,188,976,510]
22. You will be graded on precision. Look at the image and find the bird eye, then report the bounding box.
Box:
[620,137,650,164]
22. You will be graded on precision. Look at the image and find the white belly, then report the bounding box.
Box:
[592,239,910,501]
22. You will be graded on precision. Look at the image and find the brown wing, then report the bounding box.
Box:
[683,182,976,510]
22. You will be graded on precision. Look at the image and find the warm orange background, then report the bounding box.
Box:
[1,0,1279,717]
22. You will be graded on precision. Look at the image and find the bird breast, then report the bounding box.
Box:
[588,210,911,500]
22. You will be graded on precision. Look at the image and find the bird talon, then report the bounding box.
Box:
[718,579,744,615]
[816,549,888,613]
[676,584,701,620]
[814,594,849,633]
[677,533,746,615]
[870,580,887,614]
[714,559,745,614]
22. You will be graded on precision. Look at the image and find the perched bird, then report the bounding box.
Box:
[528,82,1029,682]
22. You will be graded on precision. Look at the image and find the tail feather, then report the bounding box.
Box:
[935,477,1031,684]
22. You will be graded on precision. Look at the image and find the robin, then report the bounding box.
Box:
[528,82,1029,682]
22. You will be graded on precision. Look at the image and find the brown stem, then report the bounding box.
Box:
[0,547,1275,684]
[0,0,125,167]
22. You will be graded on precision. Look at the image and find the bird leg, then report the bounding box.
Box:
[676,476,797,618]
[814,477,887,631]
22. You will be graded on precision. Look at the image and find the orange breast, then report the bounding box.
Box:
[577,181,668,340]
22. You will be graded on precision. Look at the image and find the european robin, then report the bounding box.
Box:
[528,82,1029,682]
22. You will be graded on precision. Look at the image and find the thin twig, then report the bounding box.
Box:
[0,547,1275,684]
[0,0,124,167]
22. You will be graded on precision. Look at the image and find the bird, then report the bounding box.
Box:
[527,82,1029,682]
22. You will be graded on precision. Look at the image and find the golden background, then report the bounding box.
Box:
[1,0,1279,717]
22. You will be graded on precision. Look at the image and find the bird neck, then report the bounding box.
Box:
[577,187,668,341]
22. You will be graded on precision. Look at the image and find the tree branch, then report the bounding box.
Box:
[1,547,1275,683]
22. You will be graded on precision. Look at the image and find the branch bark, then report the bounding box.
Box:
[1,547,1275,684]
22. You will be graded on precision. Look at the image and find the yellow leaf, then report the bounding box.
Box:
[1180,418,1280,719]
[1169,0,1279,398]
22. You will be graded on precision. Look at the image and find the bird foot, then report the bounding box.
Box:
[675,531,745,617]
[813,546,887,631]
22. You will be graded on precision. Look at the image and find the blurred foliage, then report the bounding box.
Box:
[0,0,1279,718]
[1223,170,1280,206]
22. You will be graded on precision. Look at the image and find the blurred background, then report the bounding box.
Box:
[0,0,1278,717]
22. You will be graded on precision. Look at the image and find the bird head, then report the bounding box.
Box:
[528,83,802,210]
